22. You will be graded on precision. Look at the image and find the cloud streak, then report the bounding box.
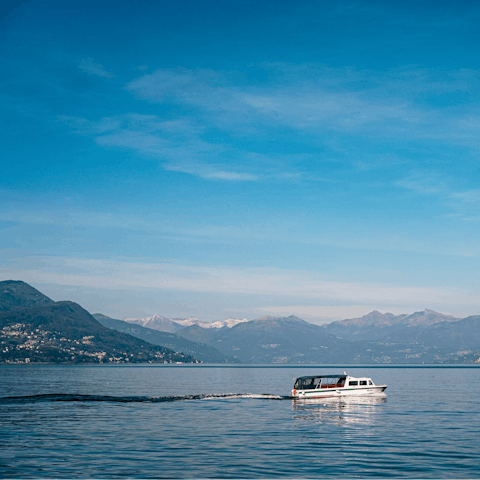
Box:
[126,65,480,147]
[2,256,475,310]
[63,64,480,186]
[1,200,477,258]
[60,113,298,182]
[397,171,480,221]
[79,58,114,78]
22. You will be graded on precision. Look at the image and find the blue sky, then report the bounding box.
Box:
[1,0,480,322]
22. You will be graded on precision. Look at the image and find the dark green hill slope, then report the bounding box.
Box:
[0,280,54,311]
[0,301,197,364]
[94,314,239,363]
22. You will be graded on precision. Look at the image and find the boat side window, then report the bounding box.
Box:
[320,377,340,388]
[295,379,309,390]
[303,379,315,390]
[349,380,358,386]
[368,380,373,385]
[360,380,367,386]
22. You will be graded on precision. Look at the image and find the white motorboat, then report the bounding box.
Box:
[291,373,386,398]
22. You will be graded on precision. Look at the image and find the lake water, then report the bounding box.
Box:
[1,365,480,478]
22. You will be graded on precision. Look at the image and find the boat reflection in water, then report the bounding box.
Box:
[292,394,387,427]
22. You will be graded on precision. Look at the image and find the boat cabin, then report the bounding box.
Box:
[294,375,375,390]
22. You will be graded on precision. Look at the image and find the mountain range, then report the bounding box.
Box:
[2,279,480,364]
[323,309,461,341]
[93,314,239,363]
[116,309,480,364]
[176,315,358,363]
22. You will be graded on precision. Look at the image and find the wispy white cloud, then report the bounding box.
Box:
[1,201,477,257]
[79,58,114,78]
[449,189,480,204]
[60,113,301,182]
[164,163,259,181]
[1,256,475,310]
[126,67,416,134]
[397,171,480,221]
[64,65,480,193]
[126,65,480,147]
[396,172,447,195]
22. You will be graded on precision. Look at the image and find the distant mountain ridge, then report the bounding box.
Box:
[94,314,239,363]
[123,314,181,333]
[324,309,461,342]
[172,311,480,364]
[123,309,461,337]
[176,315,357,363]
[116,309,480,363]
[123,314,249,333]
[335,309,459,327]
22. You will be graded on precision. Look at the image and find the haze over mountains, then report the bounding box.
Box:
[2,280,480,364]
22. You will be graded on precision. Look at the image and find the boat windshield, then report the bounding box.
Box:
[294,376,346,390]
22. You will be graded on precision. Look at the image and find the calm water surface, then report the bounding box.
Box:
[1,366,479,478]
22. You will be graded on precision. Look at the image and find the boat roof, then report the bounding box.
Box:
[296,374,347,380]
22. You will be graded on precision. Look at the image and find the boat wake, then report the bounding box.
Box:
[0,393,291,404]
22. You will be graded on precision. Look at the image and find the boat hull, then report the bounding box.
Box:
[292,385,387,398]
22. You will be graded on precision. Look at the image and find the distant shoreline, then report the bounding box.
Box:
[1,363,480,368]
